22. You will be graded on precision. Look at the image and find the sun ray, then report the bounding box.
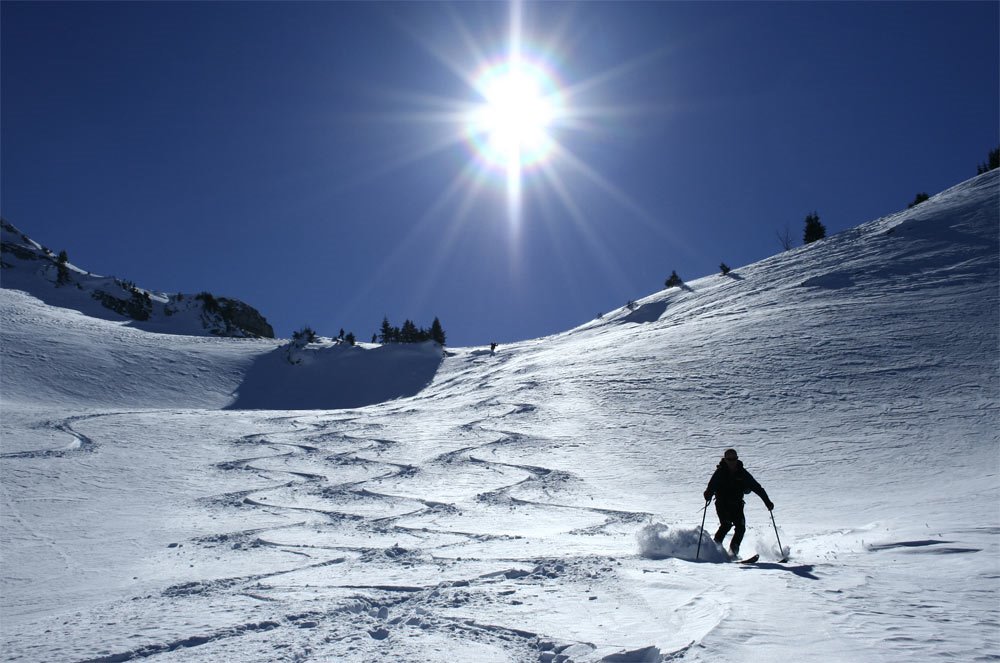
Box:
[352,89,474,118]
[546,139,696,256]
[407,156,495,314]
[335,155,487,323]
[526,168,581,294]
[560,100,680,125]
[349,1,686,305]
[536,159,635,296]
[508,0,523,61]
[557,45,674,106]
[324,122,469,197]
[507,159,522,232]
[381,7,489,94]
[444,3,496,79]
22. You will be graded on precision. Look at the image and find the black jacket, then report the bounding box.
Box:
[706,459,770,505]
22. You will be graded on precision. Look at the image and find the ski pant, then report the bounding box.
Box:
[713,499,746,552]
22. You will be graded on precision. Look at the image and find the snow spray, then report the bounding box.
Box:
[637,522,729,562]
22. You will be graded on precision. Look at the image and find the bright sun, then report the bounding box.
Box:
[466,58,561,172]
[388,2,658,235]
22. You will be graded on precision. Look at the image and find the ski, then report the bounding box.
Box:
[738,554,792,564]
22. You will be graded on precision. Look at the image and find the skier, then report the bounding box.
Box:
[703,448,774,559]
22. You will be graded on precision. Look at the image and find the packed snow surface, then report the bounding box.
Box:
[2,172,998,661]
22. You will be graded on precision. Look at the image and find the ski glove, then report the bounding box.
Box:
[703,490,712,502]
[764,499,774,511]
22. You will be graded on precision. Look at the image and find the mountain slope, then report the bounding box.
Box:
[1,218,275,338]
[1,171,997,662]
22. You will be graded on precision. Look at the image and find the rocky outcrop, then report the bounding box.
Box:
[1,218,274,339]
[197,292,274,338]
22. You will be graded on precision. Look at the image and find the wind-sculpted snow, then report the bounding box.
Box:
[1,172,998,661]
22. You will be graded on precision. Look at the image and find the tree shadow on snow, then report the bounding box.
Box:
[227,342,443,410]
[621,301,668,324]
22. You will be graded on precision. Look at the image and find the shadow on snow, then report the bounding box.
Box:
[227,341,443,410]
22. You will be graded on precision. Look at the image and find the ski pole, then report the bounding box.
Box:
[770,510,788,562]
[696,498,710,560]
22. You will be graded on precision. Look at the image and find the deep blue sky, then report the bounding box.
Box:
[3,2,997,347]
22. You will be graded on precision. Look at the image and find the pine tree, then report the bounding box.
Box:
[977,147,999,175]
[55,250,70,286]
[400,319,419,344]
[430,317,446,345]
[292,326,317,344]
[803,212,826,244]
[379,316,394,344]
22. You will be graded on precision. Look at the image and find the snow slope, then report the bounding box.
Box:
[1,171,998,662]
[0,290,443,412]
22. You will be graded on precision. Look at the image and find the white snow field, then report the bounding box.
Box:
[2,172,998,662]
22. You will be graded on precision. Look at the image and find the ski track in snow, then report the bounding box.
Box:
[2,172,999,661]
[4,408,686,662]
[4,386,997,662]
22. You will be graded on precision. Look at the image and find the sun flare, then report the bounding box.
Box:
[381,1,664,242]
[466,58,562,172]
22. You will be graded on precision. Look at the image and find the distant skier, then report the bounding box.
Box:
[703,448,774,558]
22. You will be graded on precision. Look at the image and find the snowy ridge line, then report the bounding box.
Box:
[1,218,275,340]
